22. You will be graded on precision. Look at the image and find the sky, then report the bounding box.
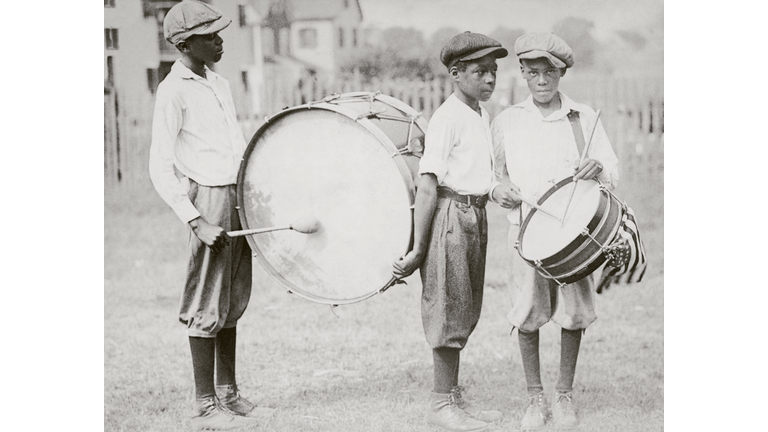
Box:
[357,0,663,39]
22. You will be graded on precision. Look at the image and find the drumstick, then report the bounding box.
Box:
[561,109,602,226]
[227,216,320,237]
[518,196,562,222]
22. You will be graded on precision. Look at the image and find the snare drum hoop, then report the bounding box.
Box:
[236,99,419,305]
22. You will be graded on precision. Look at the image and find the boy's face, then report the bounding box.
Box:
[454,55,498,103]
[183,32,224,63]
[520,58,565,105]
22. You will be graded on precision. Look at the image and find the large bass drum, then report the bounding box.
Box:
[236,92,427,305]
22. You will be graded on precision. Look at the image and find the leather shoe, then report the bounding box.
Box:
[191,395,259,430]
[426,391,489,432]
[451,386,502,422]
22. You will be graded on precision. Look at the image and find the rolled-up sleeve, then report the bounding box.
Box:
[488,114,508,202]
[148,87,201,223]
[418,113,453,184]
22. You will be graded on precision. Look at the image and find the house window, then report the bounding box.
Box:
[147,68,159,94]
[105,0,115,7]
[241,71,249,92]
[352,28,358,47]
[343,0,349,8]
[105,28,119,50]
[238,5,246,27]
[299,28,317,49]
[338,27,344,48]
[106,56,114,85]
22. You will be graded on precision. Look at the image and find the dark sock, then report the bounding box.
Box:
[555,328,582,393]
[518,329,543,395]
[189,336,216,399]
[215,326,237,387]
[433,347,460,394]
[453,351,460,388]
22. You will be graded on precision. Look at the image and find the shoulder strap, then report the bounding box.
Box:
[567,110,587,157]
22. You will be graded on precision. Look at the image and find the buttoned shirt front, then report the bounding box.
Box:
[149,60,247,223]
[491,92,619,223]
[418,94,500,196]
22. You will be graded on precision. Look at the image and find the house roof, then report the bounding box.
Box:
[255,0,362,25]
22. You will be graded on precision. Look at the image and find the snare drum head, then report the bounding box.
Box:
[238,105,414,304]
[519,179,601,260]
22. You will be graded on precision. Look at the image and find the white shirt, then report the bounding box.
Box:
[149,60,247,223]
[491,92,619,223]
[418,94,500,196]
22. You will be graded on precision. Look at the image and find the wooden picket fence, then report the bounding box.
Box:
[104,73,663,190]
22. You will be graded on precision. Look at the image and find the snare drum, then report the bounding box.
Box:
[236,92,427,304]
[516,178,624,285]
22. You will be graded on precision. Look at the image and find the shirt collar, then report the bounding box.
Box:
[170,59,213,81]
[448,93,488,121]
[516,91,579,121]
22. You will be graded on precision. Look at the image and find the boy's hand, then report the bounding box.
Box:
[392,250,424,279]
[189,217,230,253]
[573,159,603,181]
[492,183,522,209]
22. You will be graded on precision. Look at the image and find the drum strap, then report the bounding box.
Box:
[567,110,588,158]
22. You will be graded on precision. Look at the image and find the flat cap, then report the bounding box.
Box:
[514,32,574,69]
[440,31,508,69]
[163,0,232,45]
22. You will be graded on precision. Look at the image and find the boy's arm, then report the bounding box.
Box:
[148,89,230,251]
[489,113,522,209]
[392,173,438,279]
[148,89,201,224]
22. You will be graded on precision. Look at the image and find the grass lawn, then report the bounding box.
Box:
[105,173,663,432]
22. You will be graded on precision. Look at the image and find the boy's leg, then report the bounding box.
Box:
[555,328,581,393]
[214,327,276,420]
[421,201,488,431]
[427,347,487,431]
[189,336,217,399]
[433,347,460,394]
[552,328,581,428]
[189,336,258,430]
[518,329,548,431]
[215,326,237,387]
[450,349,502,423]
[518,330,543,396]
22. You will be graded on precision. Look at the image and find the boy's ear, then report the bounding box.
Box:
[450,66,459,81]
[176,40,189,54]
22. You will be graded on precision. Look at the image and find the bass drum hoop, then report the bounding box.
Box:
[236,101,417,305]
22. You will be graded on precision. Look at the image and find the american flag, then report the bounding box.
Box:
[596,205,648,294]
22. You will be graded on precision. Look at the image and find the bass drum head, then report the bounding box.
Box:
[237,107,413,304]
[519,179,601,260]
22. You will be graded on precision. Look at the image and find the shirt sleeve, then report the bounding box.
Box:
[488,114,508,203]
[418,112,453,184]
[148,86,201,224]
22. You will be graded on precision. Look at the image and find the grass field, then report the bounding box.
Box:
[105,174,663,432]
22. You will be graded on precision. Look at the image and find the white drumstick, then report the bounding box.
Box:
[561,109,602,226]
[227,216,321,237]
[519,197,562,222]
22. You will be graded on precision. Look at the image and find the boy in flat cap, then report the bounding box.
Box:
[393,31,520,432]
[149,1,274,429]
[490,32,619,430]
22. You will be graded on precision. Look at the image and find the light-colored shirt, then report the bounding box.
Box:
[491,92,619,224]
[418,94,500,196]
[149,60,247,223]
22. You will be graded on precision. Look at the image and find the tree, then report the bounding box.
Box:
[488,26,525,57]
[552,17,597,68]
